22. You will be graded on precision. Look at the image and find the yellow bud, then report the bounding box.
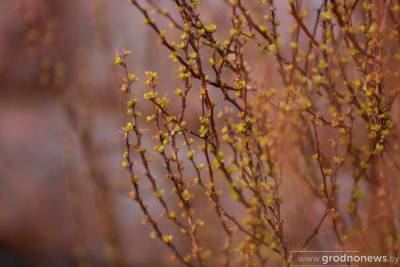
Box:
[162,235,173,243]
[121,161,129,169]
[150,231,157,239]
[114,56,122,65]
[321,11,332,21]
[182,189,191,201]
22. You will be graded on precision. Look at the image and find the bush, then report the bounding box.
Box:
[116,1,400,266]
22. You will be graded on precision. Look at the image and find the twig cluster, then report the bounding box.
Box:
[117,0,400,266]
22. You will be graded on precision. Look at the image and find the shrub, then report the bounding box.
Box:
[117,1,400,266]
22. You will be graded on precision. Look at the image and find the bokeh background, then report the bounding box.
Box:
[2,0,399,267]
[0,1,176,266]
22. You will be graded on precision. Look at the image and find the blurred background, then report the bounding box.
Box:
[0,0,175,266]
[1,0,399,266]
